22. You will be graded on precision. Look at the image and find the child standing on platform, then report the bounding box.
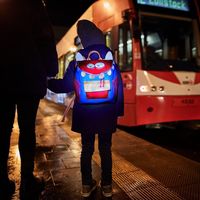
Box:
[48,19,124,198]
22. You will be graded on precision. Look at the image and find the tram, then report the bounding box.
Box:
[54,0,200,127]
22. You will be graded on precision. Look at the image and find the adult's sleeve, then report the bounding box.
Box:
[48,61,75,93]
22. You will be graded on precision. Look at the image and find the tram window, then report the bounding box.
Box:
[141,15,198,71]
[57,56,65,78]
[105,32,112,49]
[64,53,74,71]
[56,52,75,79]
[118,22,133,72]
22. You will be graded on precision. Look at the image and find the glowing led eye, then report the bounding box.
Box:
[95,62,105,69]
[87,63,95,68]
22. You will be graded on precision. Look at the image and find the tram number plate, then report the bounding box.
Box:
[173,98,197,107]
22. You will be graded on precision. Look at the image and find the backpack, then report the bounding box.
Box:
[74,45,118,104]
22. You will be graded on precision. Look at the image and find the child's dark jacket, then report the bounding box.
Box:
[48,45,124,134]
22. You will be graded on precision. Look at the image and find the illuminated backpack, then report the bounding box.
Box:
[74,45,118,104]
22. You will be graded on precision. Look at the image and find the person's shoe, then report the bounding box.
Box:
[101,184,113,197]
[81,179,97,197]
[20,175,45,200]
[0,178,15,198]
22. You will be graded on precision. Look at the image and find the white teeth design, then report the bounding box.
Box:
[89,74,95,79]
[99,73,104,79]
[107,70,112,76]
[81,71,86,77]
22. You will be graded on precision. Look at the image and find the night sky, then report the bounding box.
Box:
[45,0,97,27]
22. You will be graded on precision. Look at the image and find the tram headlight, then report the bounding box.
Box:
[140,85,164,92]
[159,86,165,91]
[151,86,157,92]
[140,85,148,92]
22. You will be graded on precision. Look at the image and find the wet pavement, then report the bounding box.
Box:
[8,99,130,200]
[8,99,200,200]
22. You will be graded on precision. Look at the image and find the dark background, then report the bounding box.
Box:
[44,0,97,42]
[44,0,200,43]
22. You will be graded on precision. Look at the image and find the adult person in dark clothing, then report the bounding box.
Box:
[0,0,58,199]
[48,19,124,198]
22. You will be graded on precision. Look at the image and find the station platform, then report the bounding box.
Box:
[8,99,200,200]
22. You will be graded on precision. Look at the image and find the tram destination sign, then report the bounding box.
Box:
[137,0,189,11]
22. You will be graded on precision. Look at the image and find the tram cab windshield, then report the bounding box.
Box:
[136,0,200,72]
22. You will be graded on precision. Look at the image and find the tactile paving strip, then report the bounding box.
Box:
[93,152,183,200]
